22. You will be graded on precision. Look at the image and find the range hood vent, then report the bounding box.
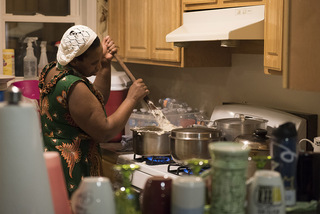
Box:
[166,5,265,43]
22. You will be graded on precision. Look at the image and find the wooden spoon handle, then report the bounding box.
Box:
[113,54,156,109]
[114,54,136,82]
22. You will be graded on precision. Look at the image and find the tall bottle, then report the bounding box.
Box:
[271,122,298,207]
[23,37,38,79]
[38,41,48,76]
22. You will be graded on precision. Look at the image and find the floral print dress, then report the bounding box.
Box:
[39,61,105,197]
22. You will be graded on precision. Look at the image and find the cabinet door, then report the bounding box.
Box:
[125,0,150,59]
[285,0,320,91]
[108,0,125,58]
[183,0,218,11]
[150,0,181,62]
[264,0,284,73]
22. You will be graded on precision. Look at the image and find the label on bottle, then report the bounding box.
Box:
[3,49,15,76]
[250,185,285,214]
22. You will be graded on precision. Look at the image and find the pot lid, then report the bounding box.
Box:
[214,114,268,126]
[234,129,270,150]
[170,127,221,140]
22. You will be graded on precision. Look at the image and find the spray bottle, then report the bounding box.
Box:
[38,41,48,75]
[23,37,38,79]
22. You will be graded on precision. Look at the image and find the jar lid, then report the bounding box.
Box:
[170,127,221,140]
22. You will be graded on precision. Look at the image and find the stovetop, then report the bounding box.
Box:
[117,104,311,190]
[117,154,181,190]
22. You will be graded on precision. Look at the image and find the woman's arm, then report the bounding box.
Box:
[93,36,116,105]
[68,78,149,143]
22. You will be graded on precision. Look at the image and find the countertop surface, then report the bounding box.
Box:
[100,142,132,163]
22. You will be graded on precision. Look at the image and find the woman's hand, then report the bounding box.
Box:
[126,78,150,103]
[102,36,117,62]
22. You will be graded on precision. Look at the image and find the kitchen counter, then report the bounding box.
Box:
[100,142,133,183]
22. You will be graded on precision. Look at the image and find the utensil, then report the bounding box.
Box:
[114,54,157,110]
[132,126,170,156]
[169,127,222,164]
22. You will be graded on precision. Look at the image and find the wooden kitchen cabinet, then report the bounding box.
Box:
[107,0,231,67]
[264,0,284,74]
[183,0,265,11]
[125,0,180,63]
[264,0,320,91]
[108,0,125,58]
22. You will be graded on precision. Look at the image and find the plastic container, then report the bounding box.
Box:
[23,37,38,79]
[3,49,15,76]
[12,80,40,101]
[125,111,205,136]
[105,71,130,141]
[38,41,48,75]
[271,122,298,207]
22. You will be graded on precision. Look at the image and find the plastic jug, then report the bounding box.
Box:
[106,71,130,141]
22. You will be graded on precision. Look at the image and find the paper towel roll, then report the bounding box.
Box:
[0,102,54,214]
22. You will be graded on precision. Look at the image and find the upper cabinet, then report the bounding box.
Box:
[264,0,320,91]
[108,0,182,67]
[124,0,180,64]
[107,0,231,67]
[183,0,265,11]
[264,0,283,74]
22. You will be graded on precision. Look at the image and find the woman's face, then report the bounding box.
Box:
[73,44,103,77]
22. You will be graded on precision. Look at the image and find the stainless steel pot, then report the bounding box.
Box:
[214,114,268,141]
[169,127,222,164]
[132,126,170,156]
[234,128,271,178]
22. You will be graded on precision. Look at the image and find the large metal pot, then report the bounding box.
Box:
[214,114,268,141]
[132,126,170,156]
[169,127,222,164]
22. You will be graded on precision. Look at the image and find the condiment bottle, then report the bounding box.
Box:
[271,122,298,207]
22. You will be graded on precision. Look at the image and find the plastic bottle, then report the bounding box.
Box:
[271,122,298,207]
[38,41,48,75]
[23,37,38,79]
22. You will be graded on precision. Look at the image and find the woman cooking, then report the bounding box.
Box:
[39,25,149,197]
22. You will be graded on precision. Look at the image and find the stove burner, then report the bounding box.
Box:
[133,154,174,165]
[167,163,211,176]
[167,163,189,175]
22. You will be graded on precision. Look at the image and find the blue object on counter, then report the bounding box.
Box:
[0,91,4,101]
[271,122,298,207]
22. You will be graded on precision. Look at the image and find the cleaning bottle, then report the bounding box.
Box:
[38,41,48,75]
[23,37,38,79]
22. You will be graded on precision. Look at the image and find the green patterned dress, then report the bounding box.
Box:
[39,61,105,197]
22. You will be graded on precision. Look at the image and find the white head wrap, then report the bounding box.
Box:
[57,25,97,66]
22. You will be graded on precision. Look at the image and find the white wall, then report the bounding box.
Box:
[113,54,320,134]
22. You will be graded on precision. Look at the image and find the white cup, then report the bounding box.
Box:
[247,170,285,214]
[171,176,205,214]
[71,177,116,214]
[299,137,320,152]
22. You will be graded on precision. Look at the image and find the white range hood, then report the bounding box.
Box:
[166,5,265,43]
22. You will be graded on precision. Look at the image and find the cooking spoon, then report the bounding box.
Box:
[114,54,158,111]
